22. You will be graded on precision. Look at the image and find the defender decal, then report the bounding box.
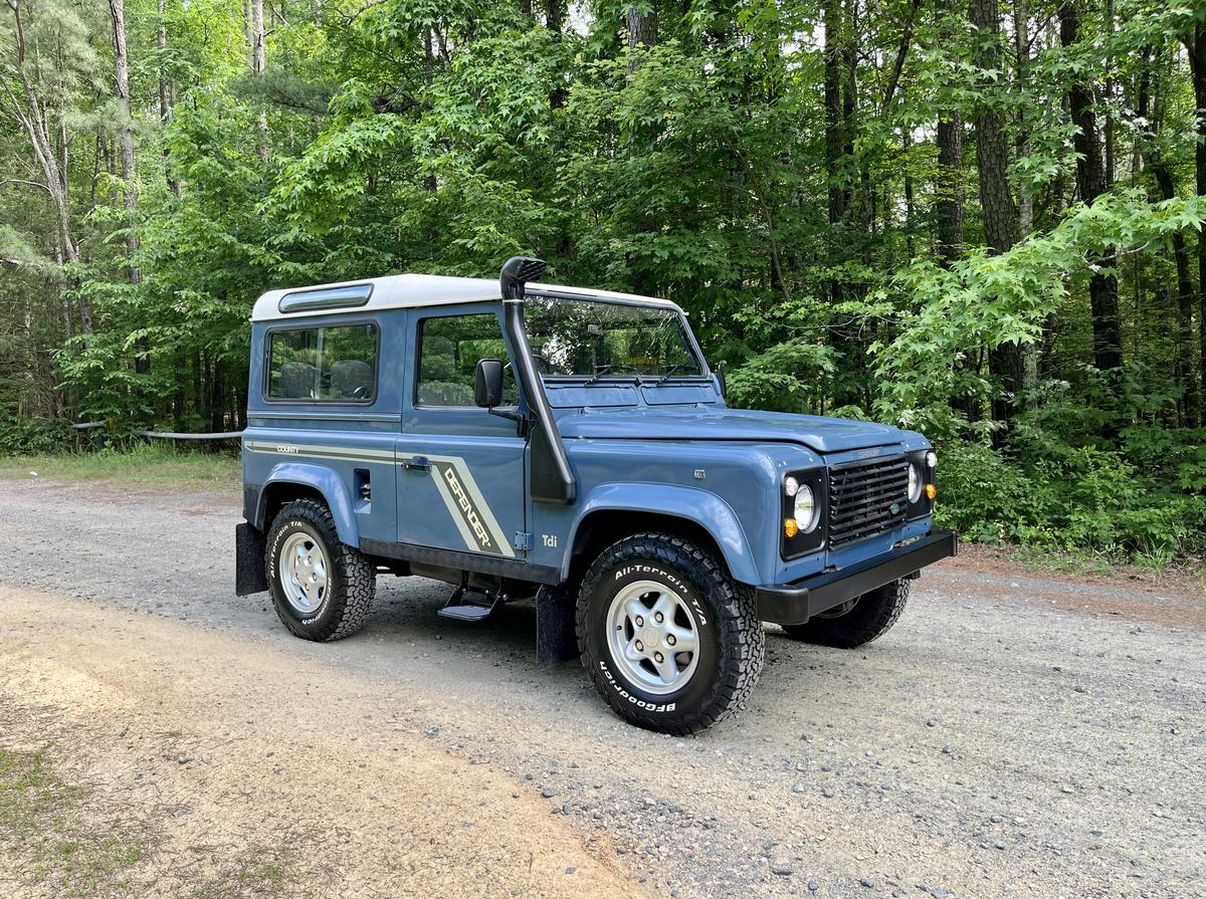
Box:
[424,455,516,559]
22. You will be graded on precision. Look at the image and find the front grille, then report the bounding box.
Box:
[827,455,909,548]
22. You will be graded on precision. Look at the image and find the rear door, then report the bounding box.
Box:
[395,304,528,561]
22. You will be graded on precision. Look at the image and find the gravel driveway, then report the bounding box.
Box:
[0,478,1202,898]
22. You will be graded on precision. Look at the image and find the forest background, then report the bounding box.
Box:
[2,0,1205,564]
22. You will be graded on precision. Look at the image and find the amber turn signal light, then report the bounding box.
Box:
[925,484,937,500]
[784,518,799,538]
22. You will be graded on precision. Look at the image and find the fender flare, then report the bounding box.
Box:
[566,483,759,585]
[256,462,360,547]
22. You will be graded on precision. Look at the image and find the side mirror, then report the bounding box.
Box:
[474,358,505,408]
[716,361,728,399]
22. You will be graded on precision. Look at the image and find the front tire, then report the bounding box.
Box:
[781,578,911,648]
[576,534,765,735]
[265,499,376,641]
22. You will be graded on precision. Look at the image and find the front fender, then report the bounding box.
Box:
[568,483,759,584]
[257,462,359,547]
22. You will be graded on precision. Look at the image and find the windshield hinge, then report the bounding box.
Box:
[513,531,532,552]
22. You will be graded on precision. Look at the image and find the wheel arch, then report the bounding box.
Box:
[565,484,758,585]
[255,463,359,547]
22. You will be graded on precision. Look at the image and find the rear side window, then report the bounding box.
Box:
[416,313,517,407]
[267,323,378,402]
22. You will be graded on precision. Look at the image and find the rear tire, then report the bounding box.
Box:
[265,499,376,641]
[781,578,910,648]
[576,533,764,735]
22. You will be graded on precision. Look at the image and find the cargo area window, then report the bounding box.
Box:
[416,313,517,407]
[267,323,378,402]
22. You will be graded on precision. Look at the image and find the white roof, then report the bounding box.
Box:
[250,273,684,322]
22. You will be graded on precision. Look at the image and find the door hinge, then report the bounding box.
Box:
[513,531,531,552]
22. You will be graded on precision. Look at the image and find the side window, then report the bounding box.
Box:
[416,313,518,407]
[267,323,378,402]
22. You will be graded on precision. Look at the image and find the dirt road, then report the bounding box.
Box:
[0,478,1202,898]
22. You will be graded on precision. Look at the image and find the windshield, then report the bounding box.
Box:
[523,297,705,380]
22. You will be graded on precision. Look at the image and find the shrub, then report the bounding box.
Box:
[0,417,76,455]
[936,438,1206,563]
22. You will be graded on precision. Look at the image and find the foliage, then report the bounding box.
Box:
[0,416,76,455]
[937,433,1206,564]
[874,192,1206,436]
[0,0,1204,562]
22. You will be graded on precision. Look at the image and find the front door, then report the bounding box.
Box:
[396,305,527,561]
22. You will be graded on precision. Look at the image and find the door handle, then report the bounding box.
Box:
[401,456,431,472]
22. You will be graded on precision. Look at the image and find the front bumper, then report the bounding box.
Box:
[755,530,957,626]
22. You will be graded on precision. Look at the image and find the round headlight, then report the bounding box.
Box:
[925,450,938,469]
[907,463,922,503]
[793,484,820,533]
[784,476,799,497]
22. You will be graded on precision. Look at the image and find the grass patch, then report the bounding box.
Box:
[0,747,148,898]
[0,444,240,488]
[1013,545,1117,579]
[1011,543,1206,588]
[0,746,301,898]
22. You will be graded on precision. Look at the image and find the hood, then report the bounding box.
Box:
[555,407,906,454]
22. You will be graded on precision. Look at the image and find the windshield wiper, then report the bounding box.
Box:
[583,364,642,386]
[648,364,703,385]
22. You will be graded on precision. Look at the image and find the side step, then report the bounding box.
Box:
[437,585,505,622]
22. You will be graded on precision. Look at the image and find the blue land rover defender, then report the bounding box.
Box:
[236,258,955,734]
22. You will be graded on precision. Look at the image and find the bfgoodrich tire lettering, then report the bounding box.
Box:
[576,533,764,735]
[781,577,910,648]
[266,499,376,641]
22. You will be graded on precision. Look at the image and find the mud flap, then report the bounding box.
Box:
[235,522,268,596]
[536,586,579,667]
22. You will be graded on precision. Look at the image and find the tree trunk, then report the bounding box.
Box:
[1012,0,1037,398]
[903,129,915,258]
[192,351,203,420]
[250,0,268,161]
[545,0,564,34]
[546,0,567,106]
[625,4,657,73]
[210,357,226,433]
[157,0,181,196]
[1013,0,1033,238]
[109,0,148,375]
[1103,0,1115,186]
[823,0,863,407]
[1060,0,1122,374]
[824,0,847,231]
[108,0,137,226]
[971,0,1019,255]
[841,13,859,227]
[971,0,1026,427]
[935,108,963,264]
[5,0,90,335]
[626,5,657,48]
[1193,23,1206,415]
[936,0,969,418]
[1139,51,1199,425]
[881,0,920,113]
